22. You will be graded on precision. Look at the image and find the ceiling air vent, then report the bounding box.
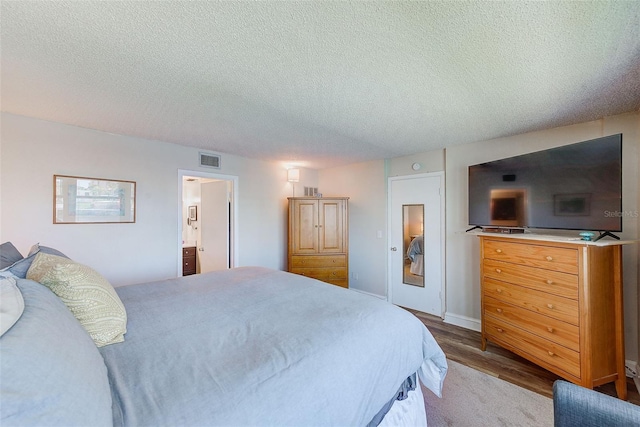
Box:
[199,152,221,169]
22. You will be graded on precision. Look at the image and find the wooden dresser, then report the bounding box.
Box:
[288,197,349,288]
[182,246,197,276]
[479,234,627,399]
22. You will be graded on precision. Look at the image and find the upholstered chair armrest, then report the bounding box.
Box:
[553,380,640,427]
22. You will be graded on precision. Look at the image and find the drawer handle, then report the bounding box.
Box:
[547,303,554,309]
[331,272,336,276]
[546,279,554,285]
[496,288,503,294]
[495,268,502,273]
[496,308,503,313]
[548,351,555,357]
[547,327,554,333]
[545,256,553,261]
[495,249,503,253]
[496,328,504,333]
[332,259,336,263]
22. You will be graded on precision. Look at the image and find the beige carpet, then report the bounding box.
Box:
[423,360,554,427]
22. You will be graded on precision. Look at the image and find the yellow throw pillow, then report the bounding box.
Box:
[27,253,127,347]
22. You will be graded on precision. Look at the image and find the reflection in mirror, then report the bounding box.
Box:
[403,204,424,287]
[54,175,136,224]
[490,189,527,227]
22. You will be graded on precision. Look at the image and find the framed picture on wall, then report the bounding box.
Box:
[53,175,136,224]
[553,193,591,216]
[188,205,197,221]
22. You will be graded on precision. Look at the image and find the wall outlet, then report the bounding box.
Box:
[351,272,359,281]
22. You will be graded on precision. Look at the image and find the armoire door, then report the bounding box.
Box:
[318,199,344,253]
[291,199,319,253]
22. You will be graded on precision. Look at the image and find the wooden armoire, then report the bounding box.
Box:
[287,197,349,288]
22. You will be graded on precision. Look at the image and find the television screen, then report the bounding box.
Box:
[468,134,622,232]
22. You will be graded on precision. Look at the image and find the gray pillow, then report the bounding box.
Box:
[0,242,23,269]
[6,244,68,278]
[0,275,24,336]
[0,278,113,426]
[27,243,69,258]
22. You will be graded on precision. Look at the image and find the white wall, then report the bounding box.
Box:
[445,112,639,364]
[387,149,445,177]
[0,113,292,286]
[319,159,388,296]
[182,179,201,246]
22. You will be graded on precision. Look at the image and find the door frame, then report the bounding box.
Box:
[386,171,446,317]
[177,169,239,277]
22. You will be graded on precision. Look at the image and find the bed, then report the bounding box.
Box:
[406,235,424,276]
[1,243,447,426]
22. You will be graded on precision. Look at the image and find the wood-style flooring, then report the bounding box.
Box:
[406,308,640,405]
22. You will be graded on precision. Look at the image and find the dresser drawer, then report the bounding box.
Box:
[483,259,578,299]
[290,255,346,268]
[483,240,578,274]
[183,257,196,273]
[290,267,347,280]
[183,247,196,257]
[484,296,579,351]
[483,278,579,325]
[326,279,348,288]
[484,315,580,378]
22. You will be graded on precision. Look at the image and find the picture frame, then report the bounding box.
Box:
[54,175,136,224]
[553,193,591,216]
[188,205,197,222]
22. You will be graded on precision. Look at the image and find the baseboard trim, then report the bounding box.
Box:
[443,312,481,332]
[350,288,387,300]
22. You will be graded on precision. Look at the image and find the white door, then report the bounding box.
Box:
[200,181,229,272]
[388,173,444,316]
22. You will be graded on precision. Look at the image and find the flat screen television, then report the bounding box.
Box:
[468,134,622,233]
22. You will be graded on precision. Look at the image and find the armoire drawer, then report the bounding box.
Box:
[290,267,347,280]
[483,277,579,325]
[290,255,346,268]
[484,296,579,351]
[483,259,578,299]
[483,240,579,274]
[484,315,580,378]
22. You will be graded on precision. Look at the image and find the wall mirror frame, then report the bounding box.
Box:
[53,175,136,224]
[403,204,424,287]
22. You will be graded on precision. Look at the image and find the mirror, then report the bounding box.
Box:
[403,204,424,287]
[54,175,136,224]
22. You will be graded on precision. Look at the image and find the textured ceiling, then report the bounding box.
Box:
[2,1,639,169]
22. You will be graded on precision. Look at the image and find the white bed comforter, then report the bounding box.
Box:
[99,267,447,426]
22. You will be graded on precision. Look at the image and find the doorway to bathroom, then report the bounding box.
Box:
[178,170,238,276]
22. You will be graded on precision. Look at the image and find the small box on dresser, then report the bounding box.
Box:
[478,234,628,399]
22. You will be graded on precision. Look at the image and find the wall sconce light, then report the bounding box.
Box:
[287,168,300,197]
[287,168,300,182]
